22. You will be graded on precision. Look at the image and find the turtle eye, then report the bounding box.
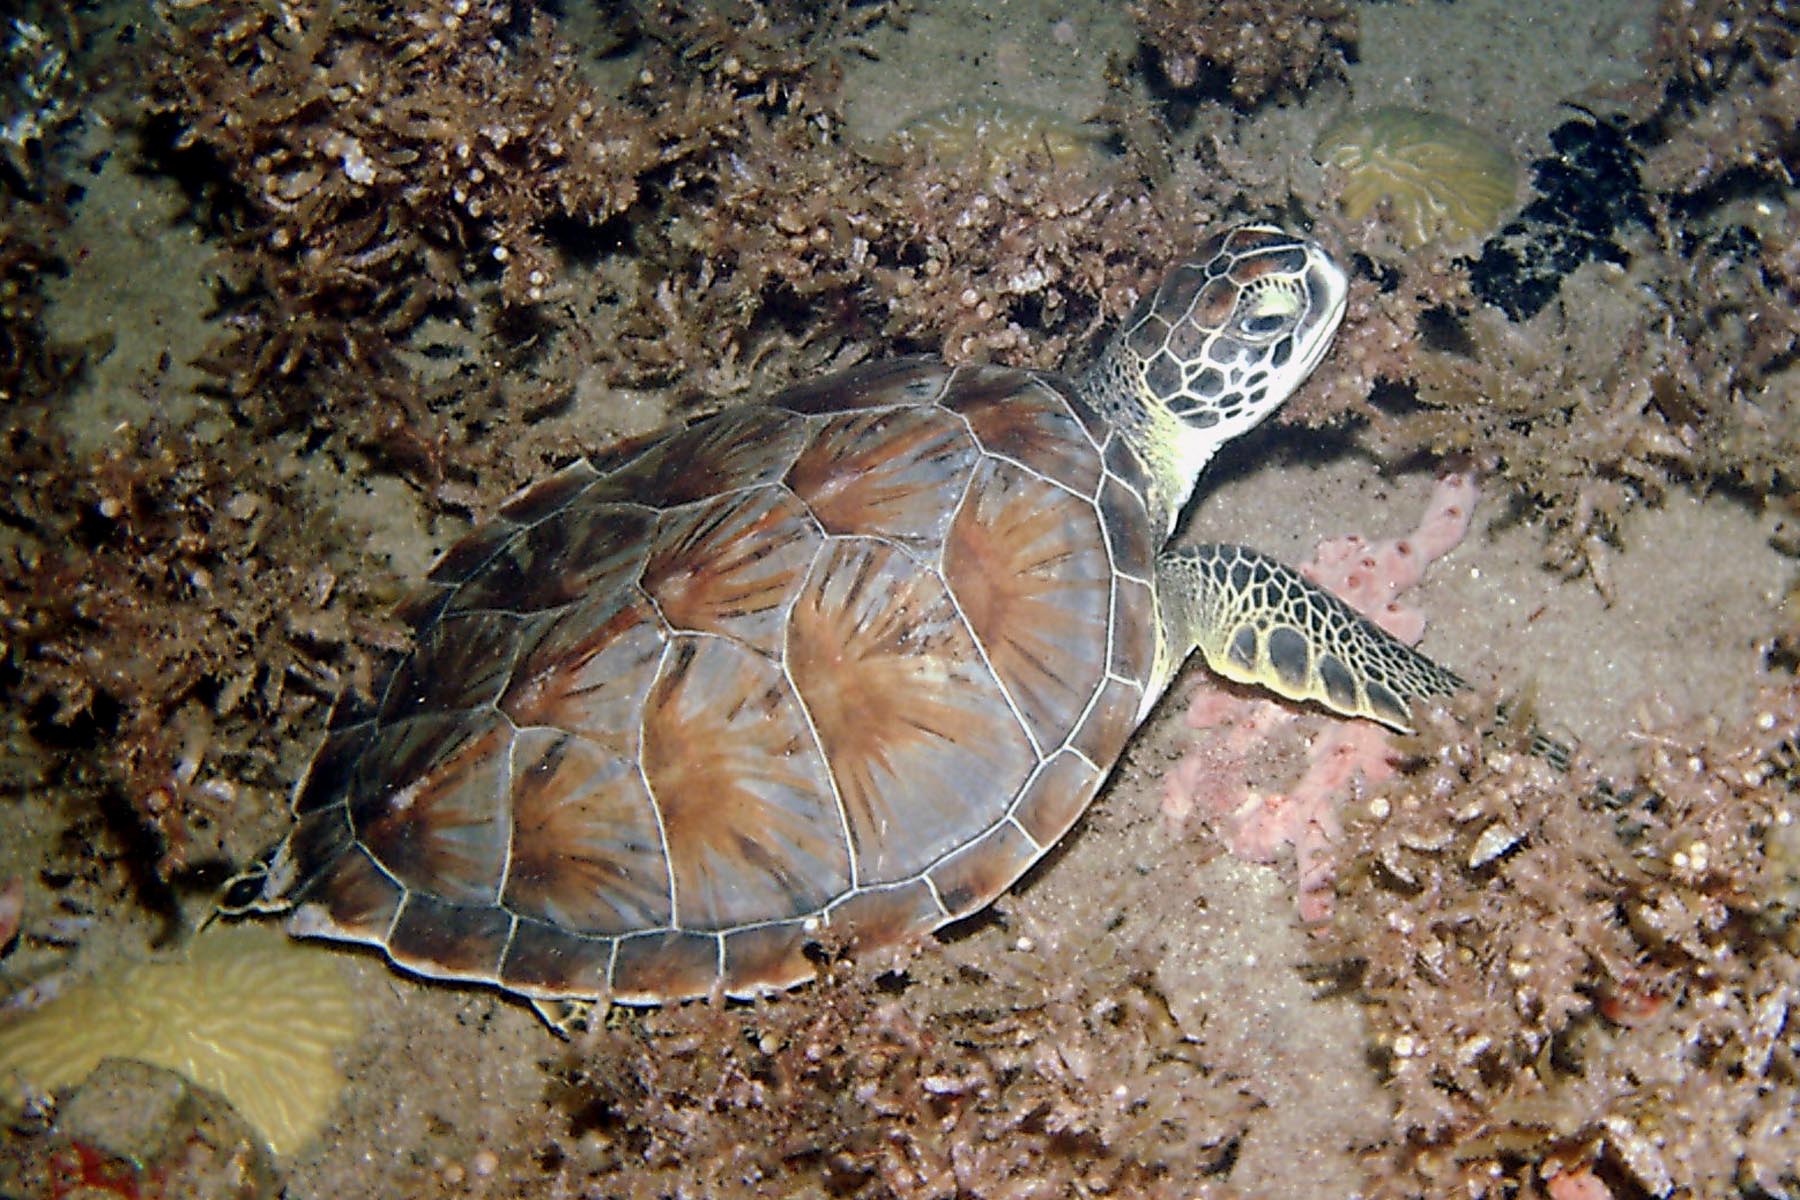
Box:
[1236,311,1292,338]
[1230,284,1303,342]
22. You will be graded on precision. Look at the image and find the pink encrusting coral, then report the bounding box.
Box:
[1162,473,1477,920]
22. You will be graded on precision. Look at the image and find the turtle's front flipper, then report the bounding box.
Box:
[1159,543,1463,732]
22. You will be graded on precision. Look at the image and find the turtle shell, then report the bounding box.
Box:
[275,358,1163,1004]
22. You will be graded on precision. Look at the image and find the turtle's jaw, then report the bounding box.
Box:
[1291,241,1350,386]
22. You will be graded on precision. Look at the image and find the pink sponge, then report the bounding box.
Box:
[1161,473,1476,922]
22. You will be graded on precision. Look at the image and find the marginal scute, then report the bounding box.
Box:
[611,929,722,1003]
[927,820,1039,919]
[425,518,521,590]
[500,919,614,998]
[1099,473,1157,581]
[497,458,600,524]
[1009,749,1102,848]
[386,891,512,982]
[1070,675,1143,766]
[294,723,375,814]
[291,838,400,942]
[828,877,945,947]
[721,922,818,996]
[1109,575,1159,682]
[379,609,525,720]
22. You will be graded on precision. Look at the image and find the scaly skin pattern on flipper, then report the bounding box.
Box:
[1157,543,1464,732]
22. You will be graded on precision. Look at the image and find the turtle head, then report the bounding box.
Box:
[1079,224,1349,528]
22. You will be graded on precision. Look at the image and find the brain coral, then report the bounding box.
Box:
[1315,107,1517,247]
[0,925,359,1156]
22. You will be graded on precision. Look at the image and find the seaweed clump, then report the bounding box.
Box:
[528,937,1253,1198]
[1130,0,1357,109]
[145,0,1188,496]
[145,0,667,439]
[0,412,400,879]
[1322,685,1800,1197]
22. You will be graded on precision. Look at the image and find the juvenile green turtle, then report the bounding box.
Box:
[227,224,1462,1013]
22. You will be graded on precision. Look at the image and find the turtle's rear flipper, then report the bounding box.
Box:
[1159,543,1463,733]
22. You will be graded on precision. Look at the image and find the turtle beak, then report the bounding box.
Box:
[1295,240,1350,379]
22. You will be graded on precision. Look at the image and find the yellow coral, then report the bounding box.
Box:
[0,924,358,1156]
[1316,107,1516,247]
[890,101,1109,175]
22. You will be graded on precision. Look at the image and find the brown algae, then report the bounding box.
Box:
[1316,107,1517,247]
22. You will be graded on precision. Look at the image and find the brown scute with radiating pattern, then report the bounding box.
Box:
[773,357,951,415]
[785,406,975,550]
[500,593,659,743]
[274,358,1162,1003]
[445,500,653,617]
[641,489,816,655]
[786,537,1035,884]
[349,714,511,906]
[592,407,808,508]
[642,636,848,928]
[942,459,1111,754]
[379,610,522,720]
[502,726,669,934]
[943,375,1104,498]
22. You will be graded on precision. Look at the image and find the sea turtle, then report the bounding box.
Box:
[226,224,1463,1016]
